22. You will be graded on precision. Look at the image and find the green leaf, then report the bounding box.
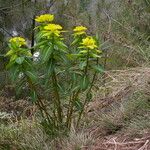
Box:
[79,61,86,70]
[46,59,54,74]
[5,50,14,56]
[71,37,82,45]
[67,54,77,60]
[79,50,88,54]
[9,65,20,81]
[25,71,37,83]
[34,41,48,48]
[91,53,101,58]
[74,100,83,111]
[24,59,33,69]
[30,90,38,102]
[80,76,89,91]
[144,0,150,5]
[72,70,83,76]
[9,42,18,50]
[41,45,53,63]
[10,54,17,62]
[56,40,67,47]
[15,57,25,64]
[55,41,68,52]
[6,61,15,69]
[71,85,80,93]
[57,83,65,93]
[92,65,104,73]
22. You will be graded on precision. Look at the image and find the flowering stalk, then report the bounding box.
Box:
[6,15,103,133]
[35,15,66,125]
[66,26,88,128]
[6,36,54,127]
[76,58,99,127]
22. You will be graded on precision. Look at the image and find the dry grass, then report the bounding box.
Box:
[0,67,150,150]
[90,132,150,150]
[0,118,55,150]
[85,67,150,137]
[80,67,150,150]
[87,67,150,113]
[61,127,95,150]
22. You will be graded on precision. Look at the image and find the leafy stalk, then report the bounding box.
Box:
[50,37,63,124]
[76,57,99,127]
[51,66,63,123]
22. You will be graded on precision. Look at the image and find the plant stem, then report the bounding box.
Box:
[52,67,63,123]
[84,49,90,75]
[50,36,63,124]
[66,93,74,127]
[66,90,80,129]
[74,50,90,127]
[76,58,99,127]
[25,72,54,126]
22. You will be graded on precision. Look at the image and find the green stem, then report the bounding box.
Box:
[76,58,99,127]
[66,90,80,129]
[52,68,63,123]
[66,48,90,129]
[66,93,73,127]
[50,36,63,124]
[66,93,75,128]
[84,49,90,75]
[24,70,54,126]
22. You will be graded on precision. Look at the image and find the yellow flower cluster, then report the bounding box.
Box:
[44,24,63,37]
[81,37,97,49]
[9,37,26,47]
[73,26,87,36]
[35,14,54,23]
[35,14,64,37]
[44,24,62,31]
[7,37,31,59]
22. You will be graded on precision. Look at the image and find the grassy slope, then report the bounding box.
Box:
[0,67,150,150]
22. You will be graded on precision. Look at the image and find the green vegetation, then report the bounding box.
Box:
[0,0,150,149]
[5,14,103,135]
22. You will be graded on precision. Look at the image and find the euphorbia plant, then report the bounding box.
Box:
[67,31,102,128]
[6,36,54,127]
[6,14,103,134]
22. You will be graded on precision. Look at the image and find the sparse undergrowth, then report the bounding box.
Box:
[85,67,150,138]
[0,68,150,150]
[96,91,150,136]
[0,118,95,150]
[0,119,46,150]
[0,1,150,150]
